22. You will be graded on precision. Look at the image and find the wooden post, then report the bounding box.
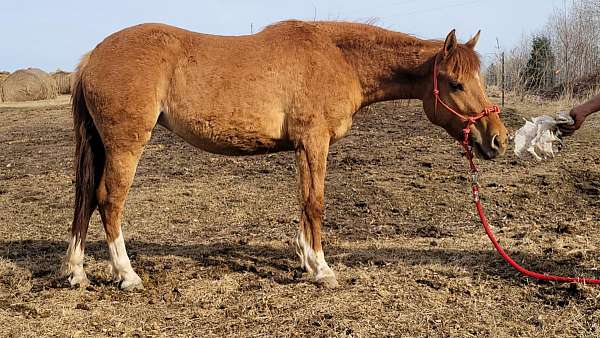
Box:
[501,51,505,108]
[496,37,505,108]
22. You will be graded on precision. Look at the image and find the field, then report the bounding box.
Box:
[1,95,600,337]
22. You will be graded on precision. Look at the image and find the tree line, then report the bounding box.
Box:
[486,0,600,98]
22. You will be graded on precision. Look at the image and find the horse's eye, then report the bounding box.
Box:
[449,81,464,92]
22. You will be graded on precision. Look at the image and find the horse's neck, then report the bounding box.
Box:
[325,24,440,106]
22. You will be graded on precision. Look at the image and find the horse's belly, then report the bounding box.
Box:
[158,112,293,155]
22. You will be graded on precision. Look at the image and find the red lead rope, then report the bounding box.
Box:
[433,55,600,284]
[463,142,600,284]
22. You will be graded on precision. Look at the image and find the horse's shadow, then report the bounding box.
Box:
[1,238,597,289]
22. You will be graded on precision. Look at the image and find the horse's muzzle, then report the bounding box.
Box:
[473,133,506,160]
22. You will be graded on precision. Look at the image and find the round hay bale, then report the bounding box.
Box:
[51,70,72,94]
[26,68,58,93]
[0,72,8,102]
[0,71,9,84]
[0,68,58,102]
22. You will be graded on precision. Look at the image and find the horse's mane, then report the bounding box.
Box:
[263,20,481,79]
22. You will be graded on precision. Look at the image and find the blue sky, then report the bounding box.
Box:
[0,0,565,72]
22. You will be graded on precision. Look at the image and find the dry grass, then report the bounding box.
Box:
[1,97,600,336]
[0,94,70,108]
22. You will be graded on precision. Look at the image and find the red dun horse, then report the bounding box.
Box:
[62,21,507,290]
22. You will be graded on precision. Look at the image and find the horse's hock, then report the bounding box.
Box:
[0,68,58,102]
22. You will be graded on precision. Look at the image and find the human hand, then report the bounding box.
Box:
[558,106,587,137]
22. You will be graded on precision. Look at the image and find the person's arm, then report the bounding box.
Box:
[559,93,600,136]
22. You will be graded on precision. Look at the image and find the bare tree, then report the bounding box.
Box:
[486,0,600,98]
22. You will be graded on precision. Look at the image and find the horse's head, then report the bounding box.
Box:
[422,30,508,160]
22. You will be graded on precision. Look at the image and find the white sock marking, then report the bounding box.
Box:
[295,230,335,280]
[107,230,141,288]
[64,235,88,286]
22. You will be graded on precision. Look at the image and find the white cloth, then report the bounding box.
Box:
[513,111,574,160]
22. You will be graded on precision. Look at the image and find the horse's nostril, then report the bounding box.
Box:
[491,134,501,151]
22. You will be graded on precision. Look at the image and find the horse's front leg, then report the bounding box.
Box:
[293,133,338,288]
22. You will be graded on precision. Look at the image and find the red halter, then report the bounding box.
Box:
[432,55,500,147]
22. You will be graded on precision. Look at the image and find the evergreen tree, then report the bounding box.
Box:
[524,36,555,91]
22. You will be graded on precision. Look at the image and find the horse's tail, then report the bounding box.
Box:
[71,52,105,248]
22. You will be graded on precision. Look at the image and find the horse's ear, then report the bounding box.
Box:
[465,30,481,49]
[442,29,457,58]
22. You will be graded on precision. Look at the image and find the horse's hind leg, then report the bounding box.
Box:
[93,102,159,290]
[294,133,338,288]
[63,234,89,287]
[95,141,150,290]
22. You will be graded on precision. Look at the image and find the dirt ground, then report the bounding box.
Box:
[1,94,600,337]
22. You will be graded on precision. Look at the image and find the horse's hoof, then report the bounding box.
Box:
[118,274,144,291]
[316,274,339,288]
[68,272,90,288]
[120,281,144,291]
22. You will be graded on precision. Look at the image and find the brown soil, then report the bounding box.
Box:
[1,97,599,337]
